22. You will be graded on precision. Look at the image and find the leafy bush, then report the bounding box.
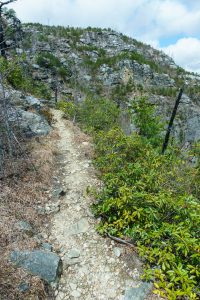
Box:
[57,100,76,120]
[130,97,164,147]
[38,33,49,42]
[76,97,120,133]
[76,45,99,52]
[150,87,178,97]
[92,128,200,299]
[71,97,200,299]
[31,81,51,100]
[58,97,119,132]
[0,57,51,99]
[82,50,161,74]
[36,52,70,80]
[7,62,24,89]
[36,52,61,69]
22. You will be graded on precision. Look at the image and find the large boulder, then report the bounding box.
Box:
[10,250,62,284]
[9,108,51,137]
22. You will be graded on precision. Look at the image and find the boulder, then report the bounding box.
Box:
[9,108,51,137]
[10,250,62,284]
[65,218,90,236]
[25,96,42,109]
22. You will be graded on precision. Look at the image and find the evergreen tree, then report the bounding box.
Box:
[0,0,17,57]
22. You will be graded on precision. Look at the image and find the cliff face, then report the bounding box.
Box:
[7,23,200,144]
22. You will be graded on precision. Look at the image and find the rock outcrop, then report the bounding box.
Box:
[2,87,52,137]
[11,250,62,284]
[14,24,199,145]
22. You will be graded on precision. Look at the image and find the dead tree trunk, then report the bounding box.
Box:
[161,88,184,154]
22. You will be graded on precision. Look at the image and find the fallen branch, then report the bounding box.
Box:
[107,233,136,250]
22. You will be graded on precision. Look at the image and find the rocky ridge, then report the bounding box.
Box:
[13,23,200,145]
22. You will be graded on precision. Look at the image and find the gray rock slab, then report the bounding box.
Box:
[71,290,81,297]
[10,250,62,283]
[124,282,152,300]
[41,243,53,251]
[65,218,89,236]
[25,96,42,109]
[17,221,34,236]
[8,108,51,137]
[52,187,66,198]
[63,257,81,266]
[45,202,60,214]
[67,248,80,259]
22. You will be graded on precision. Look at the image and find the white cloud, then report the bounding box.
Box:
[125,0,200,42]
[9,0,200,38]
[9,0,146,29]
[163,37,200,73]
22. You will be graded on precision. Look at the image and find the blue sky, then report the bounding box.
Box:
[9,0,200,73]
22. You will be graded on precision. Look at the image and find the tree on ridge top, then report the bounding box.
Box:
[0,0,17,57]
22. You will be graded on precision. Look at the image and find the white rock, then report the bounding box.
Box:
[71,290,81,297]
[113,247,122,257]
[69,283,77,290]
[67,249,80,259]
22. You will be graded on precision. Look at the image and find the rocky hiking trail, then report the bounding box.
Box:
[49,110,157,300]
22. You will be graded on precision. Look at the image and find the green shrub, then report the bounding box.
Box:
[38,33,49,42]
[92,128,200,299]
[150,87,178,97]
[82,50,161,74]
[36,52,62,69]
[76,97,120,133]
[31,81,51,100]
[57,100,76,120]
[130,97,164,147]
[36,52,70,81]
[78,98,200,299]
[7,63,24,89]
[58,97,120,132]
[0,57,51,99]
[111,80,136,101]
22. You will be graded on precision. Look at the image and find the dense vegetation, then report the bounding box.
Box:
[36,52,70,80]
[0,56,51,99]
[59,97,200,299]
[82,50,162,74]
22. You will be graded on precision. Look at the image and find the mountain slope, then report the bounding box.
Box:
[15,23,200,145]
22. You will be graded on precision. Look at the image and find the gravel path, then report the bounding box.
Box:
[50,110,154,300]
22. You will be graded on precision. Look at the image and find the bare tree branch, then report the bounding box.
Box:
[0,1,17,9]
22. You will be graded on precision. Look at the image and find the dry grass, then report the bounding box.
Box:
[0,130,60,300]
